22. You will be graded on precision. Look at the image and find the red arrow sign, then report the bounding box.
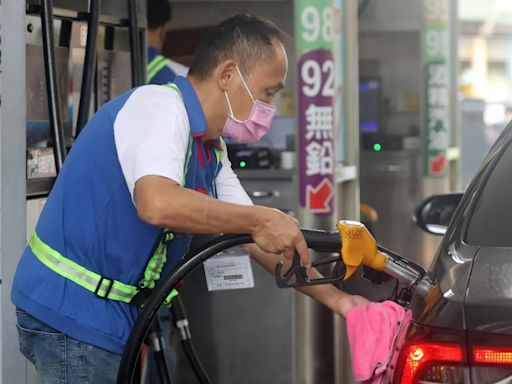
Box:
[429,154,446,175]
[306,179,333,213]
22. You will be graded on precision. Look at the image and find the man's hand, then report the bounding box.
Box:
[250,207,311,268]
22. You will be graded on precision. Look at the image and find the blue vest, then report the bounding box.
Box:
[12,76,223,354]
[147,46,177,85]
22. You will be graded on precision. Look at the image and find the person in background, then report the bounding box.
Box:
[147,0,188,84]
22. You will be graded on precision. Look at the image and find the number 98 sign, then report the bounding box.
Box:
[301,5,335,44]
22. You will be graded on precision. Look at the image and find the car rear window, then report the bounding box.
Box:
[466,141,512,247]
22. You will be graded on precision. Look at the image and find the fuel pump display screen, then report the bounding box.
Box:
[359,78,382,134]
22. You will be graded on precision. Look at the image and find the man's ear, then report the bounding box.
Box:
[216,60,238,91]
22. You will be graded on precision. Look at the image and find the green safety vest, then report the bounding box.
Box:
[28,83,224,308]
[147,54,174,83]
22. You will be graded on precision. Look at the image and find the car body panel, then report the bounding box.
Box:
[410,122,512,335]
[465,247,512,335]
[410,245,477,330]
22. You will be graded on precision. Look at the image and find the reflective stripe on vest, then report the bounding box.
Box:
[29,231,138,303]
[147,55,166,73]
[139,229,174,290]
[147,54,172,83]
[29,229,179,306]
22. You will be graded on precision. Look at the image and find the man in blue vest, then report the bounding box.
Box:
[12,14,367,383]
[147,0,188,84]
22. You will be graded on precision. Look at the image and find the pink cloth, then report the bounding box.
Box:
[346,301,412,384]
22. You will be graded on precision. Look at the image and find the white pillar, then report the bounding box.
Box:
[0,1,28,383]
[334,0,359,382]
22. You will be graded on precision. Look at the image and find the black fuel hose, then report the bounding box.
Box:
[127,0,143,86]
[75,0,100,137]
[40,0,67,172]
[147,317,172,384]
[117,234,251,384]
[170,295,211,384]
[117,230,342,384]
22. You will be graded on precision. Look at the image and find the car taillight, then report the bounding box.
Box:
[470,334,512,383]
[396,324,468,384]
[396,324,512,384]
[472,346,512,365]
[399,343,466,384]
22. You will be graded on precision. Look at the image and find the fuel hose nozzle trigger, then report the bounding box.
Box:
[337,220,423,288]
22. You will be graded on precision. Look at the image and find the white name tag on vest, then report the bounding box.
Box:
[203,246,255,291]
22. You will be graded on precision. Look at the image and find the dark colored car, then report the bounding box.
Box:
[394,121,512,384]
[342,121,512,383]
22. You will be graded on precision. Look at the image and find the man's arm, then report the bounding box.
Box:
[247,244,369,317]
[210,150,368,316]
[113,86,309,265]
[134,175,311,266]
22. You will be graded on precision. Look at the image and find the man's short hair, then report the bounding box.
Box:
[188,14,286,81]
[147,0,172,30]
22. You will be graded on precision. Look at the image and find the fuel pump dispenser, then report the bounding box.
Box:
[25,0,146,197]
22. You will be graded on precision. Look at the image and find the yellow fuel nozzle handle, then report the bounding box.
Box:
[337,220,388,280]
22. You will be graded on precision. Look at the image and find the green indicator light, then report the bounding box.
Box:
[239,161,247,168]
[373,143,382,152]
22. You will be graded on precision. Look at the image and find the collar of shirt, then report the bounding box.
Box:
[174,76,222,150]
[147,46,161,62]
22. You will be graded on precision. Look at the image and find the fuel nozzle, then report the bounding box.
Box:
[337,220,424,288]
[275,224,424,291]
[337,220,388,280]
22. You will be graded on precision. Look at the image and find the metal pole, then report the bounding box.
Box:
[128,0,143,87]
[0,1,28,382]
[334,1,360,383]
[339,0,360,223]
